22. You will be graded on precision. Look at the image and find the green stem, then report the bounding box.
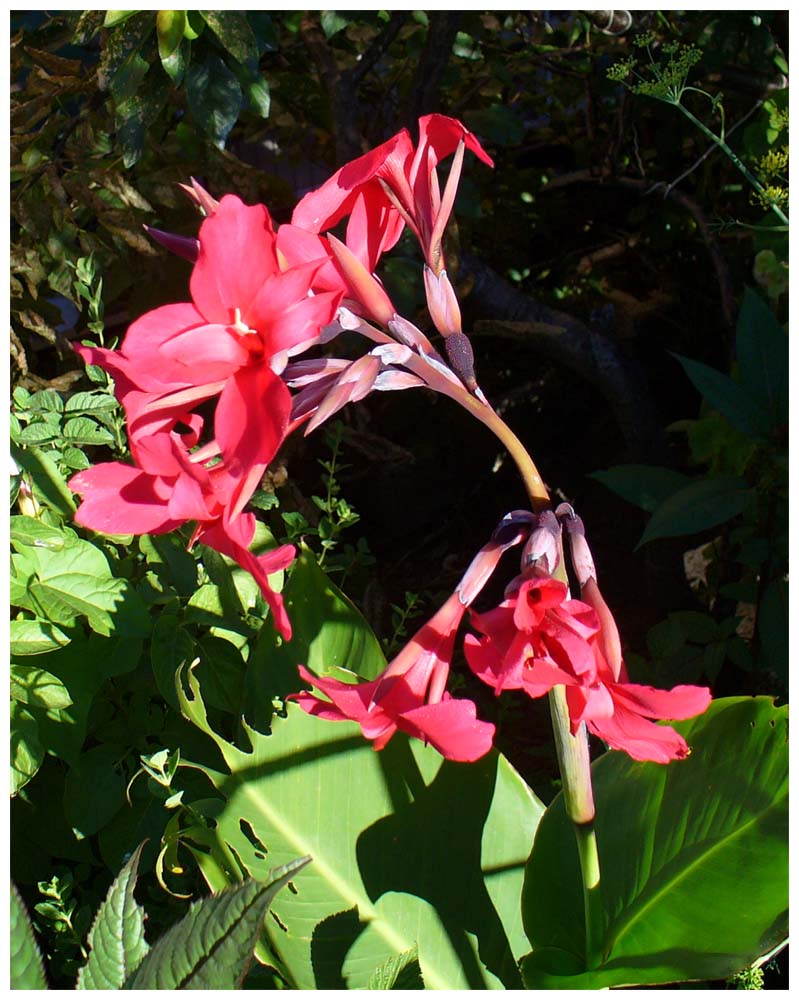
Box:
[677,104,790,226]
[548,685,603,966]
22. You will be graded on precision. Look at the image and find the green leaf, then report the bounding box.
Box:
[76,843,149,989]
[26,635,142,767]
[65,746,127,840]
[64,391,119,414]
[156,10,186,59]
[735,287,788,431]
[104,10,139,28]
[11,702,44,795]
[672,353,771,439]
[367,947,425,989]
[150,616,195,709]
[200,11,259,67]
[16,531,150,637]
[589,465,691,513]
[177,667,543,989]
[114,71,170,168]
[521,697,788,988]
[185,55,244,149]
[62,416,115,445]
[757,577,787,682]
[123,857,311,989]
[638,476,754,546]
[11,441,76,516]
[320,11,350,39]
[10,618,72,657]
[11,658,73,709]
[10,883,48,989]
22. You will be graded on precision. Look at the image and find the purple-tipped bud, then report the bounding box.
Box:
[521,510,561,576]
[444,332,478,393]
[143,225,200,263]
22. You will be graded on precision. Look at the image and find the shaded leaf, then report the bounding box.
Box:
[638,476,753,546]
[123,857,311,989]
[185,55,243,149]
[589,465,691,513]
[65,746,126,840]
[736,287,788,430]
[11,702,44,795]
[673,353,771,439]
[76,843,149,989]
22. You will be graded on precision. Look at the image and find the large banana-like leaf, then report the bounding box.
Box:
[521,696,788,988]
[176,663,543,989]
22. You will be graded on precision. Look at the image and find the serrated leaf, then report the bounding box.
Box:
[76,843,149,989]
[367,947,425,989]
[589,465,691,513]
[123,857,311,989]
[185,55,243,149]
[11,658,73,709]
[10,883,48,989]
[638,476,754,546]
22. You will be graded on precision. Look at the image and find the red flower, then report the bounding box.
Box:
[68,425,295,639]
[290,592,495,762]
[84,195,341,518]
[466,575,711,763]
[291,114,493,272]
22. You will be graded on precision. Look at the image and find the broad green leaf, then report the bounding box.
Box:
[156,10,186,59]
[521,697,788,988]
[150,616,195,710]
[589,465,691,513]
[17,423,60,445]
[76,843,149,989]
[10,883,47,989]
[10,618,72,657]
[672,353,771,439]
[139,534,198,596]
[242,546,385,731]
[736,287,788,429]
[177,666,543,989]
[11,658,73,709]
[367,947,425,989]
[123,857,311,989]
[65,746,126,840]
[17,532,150,637]
[638,476,753,546]
[200,11,259,67]
[11,514,69,549]
[185,56,243,149]
[11,702,44,795]
[11,441,76,515]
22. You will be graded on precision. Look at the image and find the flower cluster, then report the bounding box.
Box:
[70,115,491,639]
[294,506,711,764]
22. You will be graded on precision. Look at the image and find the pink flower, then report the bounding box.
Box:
[68,425,295,639]
[290,592,495,762]
[466,574,712,763]
[291,114,493,273]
